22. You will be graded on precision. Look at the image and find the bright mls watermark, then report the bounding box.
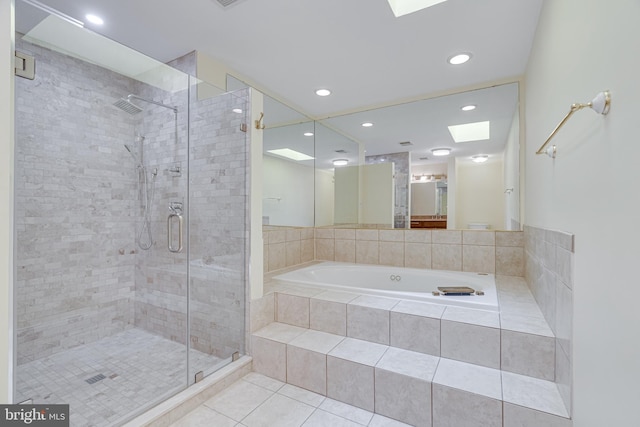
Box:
[1,405,69,426]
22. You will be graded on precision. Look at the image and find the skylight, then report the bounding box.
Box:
[448,121,490,143]
[387,0,448,17]
[267,148,314,161]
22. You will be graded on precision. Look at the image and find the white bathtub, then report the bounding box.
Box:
[273,261,499,311]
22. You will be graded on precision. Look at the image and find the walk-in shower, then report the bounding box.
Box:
[14,1,249,425]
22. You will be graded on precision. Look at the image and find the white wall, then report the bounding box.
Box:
[525,1,640,425]
[334,165,359,224]
[361,163,394,225]
[455,159,504,229]
[314,169,334,227]
[1,0,14,403]
[503,109,520,230]
[262,155,314,226]
[446,157,457,228]
[250,89,264,300]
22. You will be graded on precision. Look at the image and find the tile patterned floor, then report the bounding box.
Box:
[170,372,412,427]
[16,328,223,427]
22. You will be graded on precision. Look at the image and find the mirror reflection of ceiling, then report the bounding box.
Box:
[14,0,542,119]
[264,83,518,170]
[323,83,518,166]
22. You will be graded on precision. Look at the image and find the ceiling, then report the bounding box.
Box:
[15,0,542,167]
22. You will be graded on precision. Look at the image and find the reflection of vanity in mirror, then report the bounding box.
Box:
[262,81,521,231]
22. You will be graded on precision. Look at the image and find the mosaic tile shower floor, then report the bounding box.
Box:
[16,328,224,427]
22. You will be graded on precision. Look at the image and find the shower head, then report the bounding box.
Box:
[114,97,143,115]
[114,94,178,114]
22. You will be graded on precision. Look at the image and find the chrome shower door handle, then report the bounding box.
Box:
[167,212,183,253]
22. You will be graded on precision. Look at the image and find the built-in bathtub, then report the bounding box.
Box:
[272,261,499,311]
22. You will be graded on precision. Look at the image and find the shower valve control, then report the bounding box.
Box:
[167,163,182,177]
[169,201,183,214]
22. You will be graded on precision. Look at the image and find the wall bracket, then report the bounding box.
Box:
[15,51,35,80]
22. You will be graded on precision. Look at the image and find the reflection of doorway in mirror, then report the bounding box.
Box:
[410,181,447,216]
[411,182,437,215]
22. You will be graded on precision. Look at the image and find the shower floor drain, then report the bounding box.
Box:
[85,374,106,385]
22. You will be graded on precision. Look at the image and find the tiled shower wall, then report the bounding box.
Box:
[131,74,191,345]
[15,37,138,363]
[524,225,573,416]
[264,226,524,276]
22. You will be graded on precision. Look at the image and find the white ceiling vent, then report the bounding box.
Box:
[214,0,245,8]
[399,141,413,146]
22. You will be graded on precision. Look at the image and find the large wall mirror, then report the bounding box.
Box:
[262,82,521,231]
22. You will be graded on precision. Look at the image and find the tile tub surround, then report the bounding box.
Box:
[264,226,315,272]
[263,226,524,276]
[525,225,574,416]
[251,321,570,427]
[248,274,571,424]
[265,275,556,377]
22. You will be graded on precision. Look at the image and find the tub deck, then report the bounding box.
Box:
[270,261,499,311]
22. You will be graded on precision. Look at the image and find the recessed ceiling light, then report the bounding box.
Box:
[461,105,476,111]
[267,148,314,161]
[333,159,349,166]
[361,122,374,127]
[472,155,489,163]
[232,108,242,114]
[304,132,314,137]
[431,148,451,156]
[448,121,490,143]
[85,14,104,25]
[448,53,471,65]
[315,89,331,97]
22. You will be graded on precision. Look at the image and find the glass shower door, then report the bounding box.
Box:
[187,79,248,382]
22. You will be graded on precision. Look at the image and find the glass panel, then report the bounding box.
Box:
[187,79,248,381]
[13,1,194,424]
